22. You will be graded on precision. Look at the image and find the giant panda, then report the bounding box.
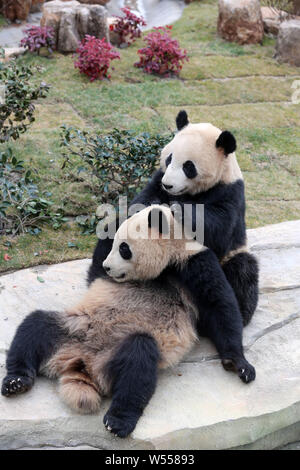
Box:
[1,205,255,439]
[89,111,259,327]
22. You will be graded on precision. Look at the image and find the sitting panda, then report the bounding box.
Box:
[1,206,255,439]
[89,111,259,327]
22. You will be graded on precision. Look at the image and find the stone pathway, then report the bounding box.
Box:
[0,0,185,50]
[0,12,42,48]
[106,0,185,30]
[0,219,299,450]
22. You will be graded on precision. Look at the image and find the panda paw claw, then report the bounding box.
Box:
[222,358,256,384]
[103,408,140,438]
[1,375,33,397]
[238,362,256,384]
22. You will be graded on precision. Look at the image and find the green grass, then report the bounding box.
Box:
[0,15,7,30]
[1,1,300,274]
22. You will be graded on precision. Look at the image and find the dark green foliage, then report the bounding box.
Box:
[61,126,172,205]
[0,51,62,236]
[0,148,67,236]
[0,58,49,143]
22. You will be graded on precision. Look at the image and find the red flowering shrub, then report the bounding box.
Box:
[20,26,55,55]
[110,7,146,46]
[134,26,188,76]
[74,35,120,82]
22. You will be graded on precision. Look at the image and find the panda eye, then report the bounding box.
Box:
[119,242,132,260]
[183,160,197,179]
[165,154,172,167]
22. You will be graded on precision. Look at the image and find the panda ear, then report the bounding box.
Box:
[216,131,236,156]
[148,207,169,235]
[176,110,189,131]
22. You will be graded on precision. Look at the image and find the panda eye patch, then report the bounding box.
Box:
[119,242,132,260]
[165,154,172,167]
[183,160,197,179]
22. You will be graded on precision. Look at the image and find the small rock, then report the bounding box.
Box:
[275,19,300,66]
[41,0,108,53]
[218,0,264,45]
[3,47,26,61]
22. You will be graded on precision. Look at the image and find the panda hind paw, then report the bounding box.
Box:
[238,361,256,384]
[103,408,140,438]
[1,375,34,397]
[222,358,256,384]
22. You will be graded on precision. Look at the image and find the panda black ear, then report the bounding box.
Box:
[176,110,189,131]
[148,207,169,235]
[216,131,236,156]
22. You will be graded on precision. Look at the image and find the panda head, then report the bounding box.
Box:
[103,205,202,283]
[160,110,242,196]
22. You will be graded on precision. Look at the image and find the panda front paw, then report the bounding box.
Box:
[1,375,34,397]
[103,407,140,438]
[222,358,256,384]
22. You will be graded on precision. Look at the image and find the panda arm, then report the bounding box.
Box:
[171,198,238,254]
[203,200,239,250]
[130,169,169,208]
[175,250,256,383]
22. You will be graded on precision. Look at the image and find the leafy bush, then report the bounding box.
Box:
[110,7,146,47]
[0,149,66,236]
[0,59,49,143]
[262,0,296,14]
[20,26,55,55]
[0,50,62,236]
[134,26,188,76]
[60,126,172,207]
[74,35,120,82]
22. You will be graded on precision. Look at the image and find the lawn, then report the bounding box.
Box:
[0,0,299,274]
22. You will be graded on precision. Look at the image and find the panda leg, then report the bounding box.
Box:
[222,252,259,326]
[87,218,120,285]
[1,310,65,397]
[178,249,256,384]
[103,333,159,438]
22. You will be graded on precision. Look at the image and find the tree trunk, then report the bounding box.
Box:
[2,0,32,22]
[293,0,300,15]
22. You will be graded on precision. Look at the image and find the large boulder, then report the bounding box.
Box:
[2,0,32,22]
[218,0,264,44]
[261,6,289,36]
[41,0,108,53]
[275,19,300,66]
[0,220,300,450]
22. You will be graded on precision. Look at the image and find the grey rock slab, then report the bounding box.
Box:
[41,0,108,52]
[275,19,300,67]
[0,220,300,449]
[0,259,90,353]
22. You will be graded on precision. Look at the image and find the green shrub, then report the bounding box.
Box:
[0,55,49,143]
[61,126,172,206]
[0,149,67,236]
[0,49,63,236]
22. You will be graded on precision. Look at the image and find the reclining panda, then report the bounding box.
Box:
[1,206,255,438]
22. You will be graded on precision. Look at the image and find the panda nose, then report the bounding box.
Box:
[163,183,173,190]
[103,265,110,272]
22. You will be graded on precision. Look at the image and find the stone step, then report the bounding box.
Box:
[0,220,299,449]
